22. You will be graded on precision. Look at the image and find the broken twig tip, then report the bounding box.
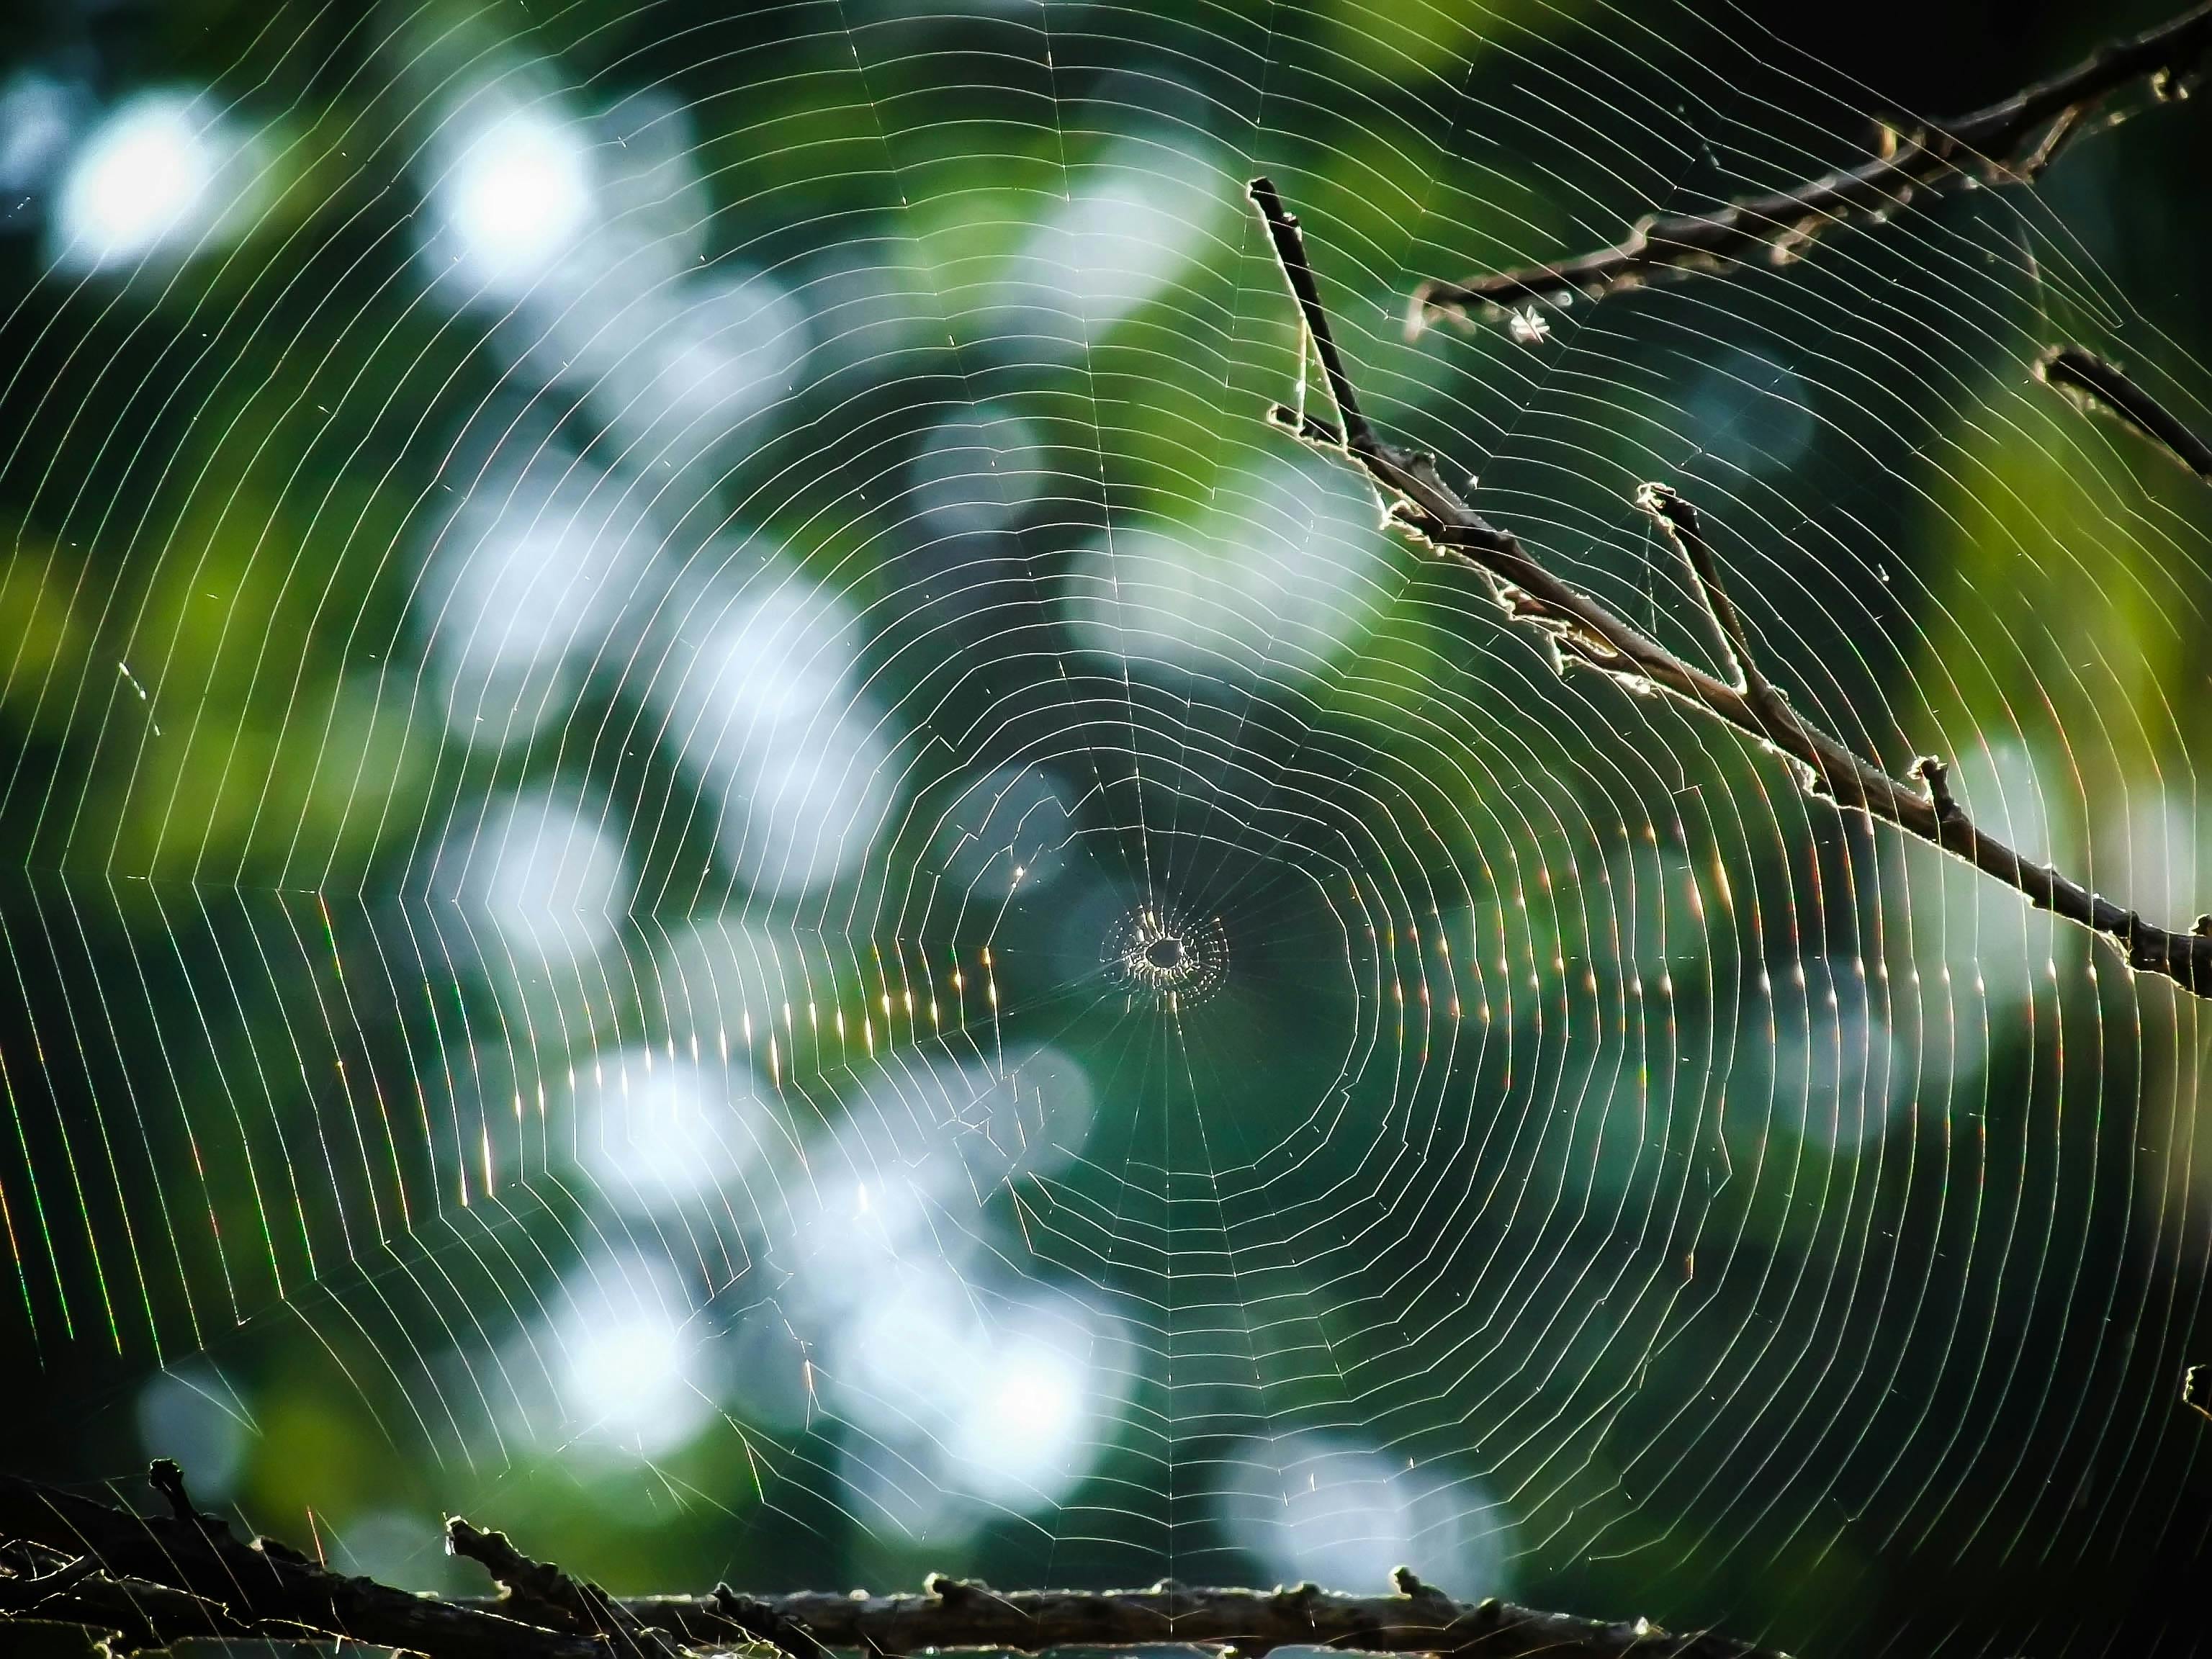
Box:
[145,1459,220,1534]
[2037,340,2212,481]
[1914,755,1961,819]
[146,1457,190,1520]
[1634,480,1694,531]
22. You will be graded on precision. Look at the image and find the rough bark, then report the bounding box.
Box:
[0,1468,1793,1659]
[1413,1,2212,320]
[1249,177,2212,999]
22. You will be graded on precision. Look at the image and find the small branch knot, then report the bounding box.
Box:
[1277,1581,1324,1615]
[147,1457,192,1522]
[1634,480,1697,535]
[146,1459,229,1542]
[1914,755,1964,821]
[716,1583,835,1659]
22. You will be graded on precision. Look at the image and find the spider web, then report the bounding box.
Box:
[2,0,2209,1648]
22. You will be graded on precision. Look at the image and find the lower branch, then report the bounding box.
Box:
[601,1575,1781,1659]
[0,1464,1792,1659]
[1247,179,2212,999]
[446,1516,685,1656]
[0,1468,601,1659]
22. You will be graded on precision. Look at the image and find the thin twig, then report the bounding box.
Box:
[0,1552,97,1611]
[2036,343,2212,481]
[1248,179,2212,999]
[2186,1362,2212,1421]
[1412,1,2212,321]
[1632,482,1781,716]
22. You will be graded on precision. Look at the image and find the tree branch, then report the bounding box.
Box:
[2036,343,2212,482]
[445,1517,688,1657]
[601,1575,1782,1659]
[1632,482,1784,719]
[0,1465,1798,1659]
[1247,178,2212,999]
[1411,1,2212,322]
[0,1467,604,1659]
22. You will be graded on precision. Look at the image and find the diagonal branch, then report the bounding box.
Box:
[1411,1,2212,321]
[2036,343,2212,482]
[1247,177,2212,999]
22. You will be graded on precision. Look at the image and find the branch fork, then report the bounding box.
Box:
[1246,176,2212,999]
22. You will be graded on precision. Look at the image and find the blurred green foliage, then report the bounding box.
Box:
[4,1,2212,1654]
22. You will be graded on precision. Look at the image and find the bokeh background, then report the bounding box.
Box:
[4,0,2212,1653]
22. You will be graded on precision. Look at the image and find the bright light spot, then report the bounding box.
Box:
[1066,451,1388,674]
[1022,150,1213,327]
[605,271,811,459]
[1882,734,2070,1022]
[950,1337,1088,1501]
[578,1047,773,1209]
[827,1270,1127,1526]
[1217,1431,1509,1596]
[429,91,593,300]
[956,138,1224,359]
[835,1264,981,1425]
[419,446,664,746]
[549,1250,713,1458]
[444,790,631,964]
[763,1054,1091,1333]
[2120,783,2198,925]
[678,583,856,728]
[53,91,242,271]
[958,1046,1094,1180]
[777,1149,956,1315]
[652,577,896,897]
[719,723,896,896]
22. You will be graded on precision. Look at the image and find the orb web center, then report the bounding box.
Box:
[1104,902,1230,1010]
